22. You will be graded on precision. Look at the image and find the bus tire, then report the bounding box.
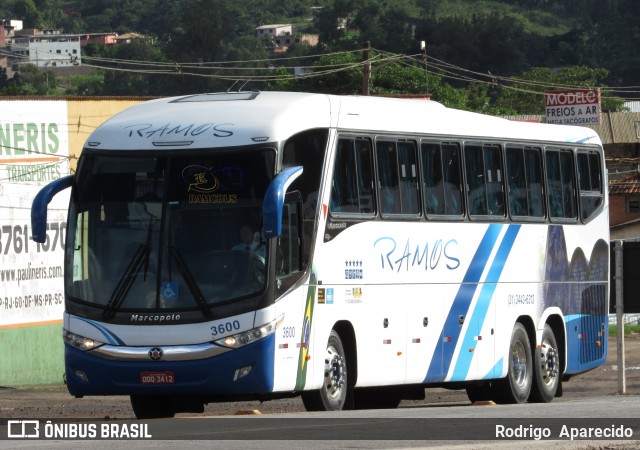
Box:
[301,330,353,411]
[492,323,532,404]
[130,395,176,419]
[529,324,560,403]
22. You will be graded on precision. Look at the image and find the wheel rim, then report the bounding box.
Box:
[539,339,559,386]
[511,340,528,387]
[323,344,346,400]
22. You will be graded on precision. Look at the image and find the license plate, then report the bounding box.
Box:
[140,371,175,384]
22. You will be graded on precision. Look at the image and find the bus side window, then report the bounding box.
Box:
[421,141,463,218]
[397,141,420,215]
[577,151,603,221]
[525,148,545,217]
[464,143,505,218]
[421,142,444,215]
[330,137,375,215]
[506,145,544,219]
[376,141,401,215]
[376,139,420,216]
[506,147,527,217]
[546,148,577,221]
[276,194,304,296]
[442,144,464,216]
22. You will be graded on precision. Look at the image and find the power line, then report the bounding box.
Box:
[3,42,639,103]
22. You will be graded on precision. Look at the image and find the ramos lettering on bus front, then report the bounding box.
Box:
[124,122,234,138]
[544,89,601,125]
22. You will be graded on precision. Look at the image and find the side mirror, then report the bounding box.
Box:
[262,166,303,239]
[31,175,74,243]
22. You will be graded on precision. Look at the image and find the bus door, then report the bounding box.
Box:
[273,193,309,391]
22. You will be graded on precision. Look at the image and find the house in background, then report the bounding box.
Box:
[255,24,318,53]
[255,24,292,39]
[10,31,81,69]
[79,32,118,46]
[609,173,640,239]
[115,32,146,44]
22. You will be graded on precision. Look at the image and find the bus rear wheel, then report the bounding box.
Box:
[529,324,560,403]
[301,330,353,411]
[130,395,176,419]
[492,323,532,404]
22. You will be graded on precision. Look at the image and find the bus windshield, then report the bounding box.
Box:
[66,148,275,320]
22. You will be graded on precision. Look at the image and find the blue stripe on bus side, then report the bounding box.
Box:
[424,223,503,383]
[483,358,504,380]
[450,224,521,381]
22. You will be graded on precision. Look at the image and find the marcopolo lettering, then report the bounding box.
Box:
[130,313,181,322]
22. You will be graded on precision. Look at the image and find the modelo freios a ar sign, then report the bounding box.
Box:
[545,89,602,125]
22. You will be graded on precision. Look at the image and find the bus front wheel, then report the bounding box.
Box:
[301,330,353,411]
[529,324,560,403]
[492,323,532,404]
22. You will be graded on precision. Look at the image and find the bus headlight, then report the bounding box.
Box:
[215,315,283,349]
[62,329,104,351]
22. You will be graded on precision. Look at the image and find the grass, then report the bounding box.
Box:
[608,324,640,337]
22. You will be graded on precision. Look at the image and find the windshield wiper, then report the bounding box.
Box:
[102,244,149,320]
[169,246,213,319]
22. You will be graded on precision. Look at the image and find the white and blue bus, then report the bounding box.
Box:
[32,91,609,418]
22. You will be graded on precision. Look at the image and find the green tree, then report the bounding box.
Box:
[13,0,40,28]
[37,0,64,29]
[100,39,168,96]
[370,60,467,108]
[10,64,56,95]
[315,0,359,49]
[65,74,105,96]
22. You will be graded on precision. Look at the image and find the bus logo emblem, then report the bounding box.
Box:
[148,347,164,361]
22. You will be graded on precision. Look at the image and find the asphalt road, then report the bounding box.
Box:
[2,396,640,449]
[1,334,639,449]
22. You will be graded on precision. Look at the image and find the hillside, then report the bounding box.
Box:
[0,0,638,107]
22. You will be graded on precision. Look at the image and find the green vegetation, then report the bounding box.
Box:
[608,324,640,337]
[0,0,637,113]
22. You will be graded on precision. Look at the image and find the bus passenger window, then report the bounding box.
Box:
[330,138,375,215]
[421,142,463,217]
[546,149,577,220]
[506,148,527,217]
[506,146,544,219]
[375,140,420,217]
[577,151,603,220]
[397,141,420,215]
[464,143,505,218]
[525,148,545,217]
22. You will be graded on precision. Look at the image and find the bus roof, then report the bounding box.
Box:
[85,91,602,151]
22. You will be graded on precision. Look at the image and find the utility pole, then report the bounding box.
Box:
[362,41,370,96]
[614,240,626,394]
